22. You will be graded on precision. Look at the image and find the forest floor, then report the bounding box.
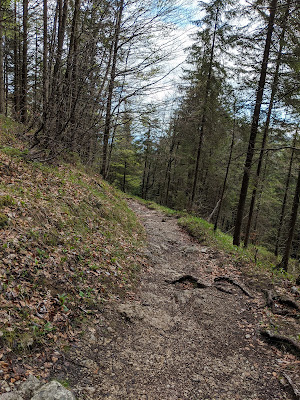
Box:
[61,200,300,400]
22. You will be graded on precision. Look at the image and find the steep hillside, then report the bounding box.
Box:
[0,117,145,390]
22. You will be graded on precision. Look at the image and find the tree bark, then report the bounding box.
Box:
[190,7,219,207]
[141,127,151,199]
[275,131,297,256]
[252,152,269,235]
[243,0,290,248]
[4,39,8,116]
[279,164,300,271]
[214,104,236,231]
[20,0,28,123]
[43,0,48,123]
[0,0,5,114]
[233,0,277,246]
[101,0,125,179]
[122,160,127,193]
[13,0,20,117]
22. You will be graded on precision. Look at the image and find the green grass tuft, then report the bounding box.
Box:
[0,212,8,227]
[0,194,15,207]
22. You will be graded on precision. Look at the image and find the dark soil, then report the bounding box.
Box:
[57,201,299,399]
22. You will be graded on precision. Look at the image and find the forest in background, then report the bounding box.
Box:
[0,0,299,270]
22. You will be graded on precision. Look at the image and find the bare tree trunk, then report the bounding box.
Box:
[252,152,269,235]
[13,0,20,117]
[20,0,28,123]
[190,8,219,207]
[279,164,300,271]
[161,125,177,204]
[53,0,68,80]
[43,0,48,123]
[122,160,127,193]
[243,0,290,248]
[275,130,298,256]
[0,0,5,114]
[101,0,125,178]
[165,141,179,206]
[141,128,150,199]
[233,0,277,246]
[34,26,38,112]
[208,199,221,223]
[66,0,80,150]
[4,39,7,116]
[214,104,236,231]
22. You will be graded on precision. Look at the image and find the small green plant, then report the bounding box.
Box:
[57,379,70,389]
[36,248,48,259]
[28,229,40,240]
[43,229,61,246]
[34,189,42,199]
[43,321,54,333]
[0,212,8,228]
[89,264,99,271]
[57,293,69,311]
[1,147,28,159]
[79,288,93,298]
[0,194,15,207]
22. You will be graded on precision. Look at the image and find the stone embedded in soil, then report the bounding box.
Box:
[19,375,41,397]
[0,380,76,400]
[0,395,23,400]
[117,303,145,321]
[31,381,75,400]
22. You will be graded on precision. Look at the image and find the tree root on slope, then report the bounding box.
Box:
[214,276,253,298]
[166,275,210,288]
[260,330,300,358]
[214,285,233,295]
[282,372,300,400]
[166,275,253,298]
[264,290,300,319]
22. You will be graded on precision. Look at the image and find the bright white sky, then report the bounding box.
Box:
[149,0,251,107]
[147,1,202,107]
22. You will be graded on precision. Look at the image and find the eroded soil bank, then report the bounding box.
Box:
[61,201,298,399]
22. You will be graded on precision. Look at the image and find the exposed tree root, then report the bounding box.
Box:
[264,290,300,318]
[260,330,300,358]
[277,297,300,311]
[282,372,300,399]
[214,276,253,298]
[214,285,233,295]
[166,275,210,289]
[167,275,253,297]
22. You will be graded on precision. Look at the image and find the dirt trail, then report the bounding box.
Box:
[65,201,294,399]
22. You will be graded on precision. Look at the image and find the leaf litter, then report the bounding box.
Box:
[0,149,145,393]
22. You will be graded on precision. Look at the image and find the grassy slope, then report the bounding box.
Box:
[0,116,145,386]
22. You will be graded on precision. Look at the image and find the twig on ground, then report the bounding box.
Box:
[282,372,300,399]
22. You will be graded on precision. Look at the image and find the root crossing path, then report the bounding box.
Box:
[68,201,293,400]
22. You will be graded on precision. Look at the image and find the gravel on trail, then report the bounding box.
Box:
[63,201,295,400]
